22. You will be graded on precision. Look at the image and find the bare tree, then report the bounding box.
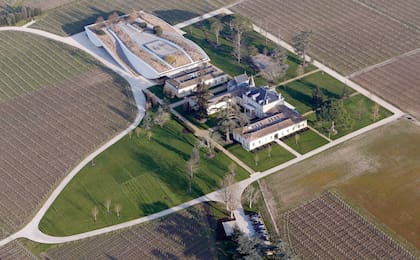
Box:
[186,157,199,193]
[356,98,367,120]
[128,130,133,139]
[154,106,170,128]
[232,15,252,64]
[295,133,300,145]
[267,144,272,158]
[135,127,142,137]
[217,99,248,143]
[210,19,223,45]
[105,199,111,214]
[372,103,380,121]
[244,185,260,209]
[128,9,138,23]
[221,173,236,219]
[92,206,99,222]
[228,162,237,176]
[147,130,153,142]
[254,153,259,167]
[292,31,312,67]
[115,204,122,218]
[142,112,153,131]
[257,47,289,83]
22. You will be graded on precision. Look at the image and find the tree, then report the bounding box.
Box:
[192,79,212,120]
[248,45,259,57]
[228,162,237,176]
[147,130,153,141]
[356,98,367,120]
[217,99,248,143]
[186,145,200,193]
[92,206,99,222]
[244,185,260,209]
[312,86,324,109]
[115,204,122,218]
[221,173,236,219]
[203,130,221,157]
[142,112,153,131]
[154,106,170,128]
[210,19,223,45]
[317,99,353,134]
[107,11,120,26]
[236,234,265,259]
[128,130,133,139]
[372,103,380,121]
[258,47,289,83]
[135,127,142,137]
[295,133,300,145]
[232,15,252,64]
[254,153,259,166]
[153,25,163,36]
[105,199,111,214]
[128,9,138,23]
[292,31,312,67]
[267,144,272,158]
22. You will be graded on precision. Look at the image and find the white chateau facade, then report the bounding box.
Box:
[208,73,307,151]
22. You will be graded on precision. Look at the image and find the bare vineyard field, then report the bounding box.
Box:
[0,67,136,238]
[44,205,216,259]
[352,51,420,119]
[30,0,235,36]
[285,193,416,259]
[0,31,136,238]
[356,0,420,30]
[263,120,420,253]
[0,0,73,10]
[0,31,97,102]
[234,0,420,75]
[0,241,37,260]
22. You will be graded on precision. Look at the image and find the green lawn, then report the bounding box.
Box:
[228,143,295,172]
[277,71,354,114]
[147,85,182,103]
[282,129,329,154]
[184,15,316,82]
[174,105,219,130]
[309,94,393,139]
[39,118,248,236]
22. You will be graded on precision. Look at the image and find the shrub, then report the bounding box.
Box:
[153,25,163,36]
[96,29,106,35]
[164,55,176,65]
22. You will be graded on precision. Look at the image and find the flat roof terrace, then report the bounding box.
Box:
[144,40,178,58]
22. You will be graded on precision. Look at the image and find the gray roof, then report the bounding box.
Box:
[244,87,280,105]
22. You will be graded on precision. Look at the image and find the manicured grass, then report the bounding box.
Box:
[228,143,295,172]
[174,105,219,130]
[147,85,182,103]
[277,71,354,113]
[40,118,248,236]
[309,94,393,139]
[282,129,329,154]
[264,120,420,251]
[184,15,316,81]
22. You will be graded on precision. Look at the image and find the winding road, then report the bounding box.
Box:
[0,8,408,248]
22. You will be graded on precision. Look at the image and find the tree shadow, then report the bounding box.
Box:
[141,201,169,216]
[152,203,218,259]
[153,9,199,25]
[61,7,124,35]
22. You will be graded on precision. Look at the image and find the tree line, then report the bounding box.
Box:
[0,5,42,26]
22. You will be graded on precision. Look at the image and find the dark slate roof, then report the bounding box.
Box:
[244,87,280,105]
